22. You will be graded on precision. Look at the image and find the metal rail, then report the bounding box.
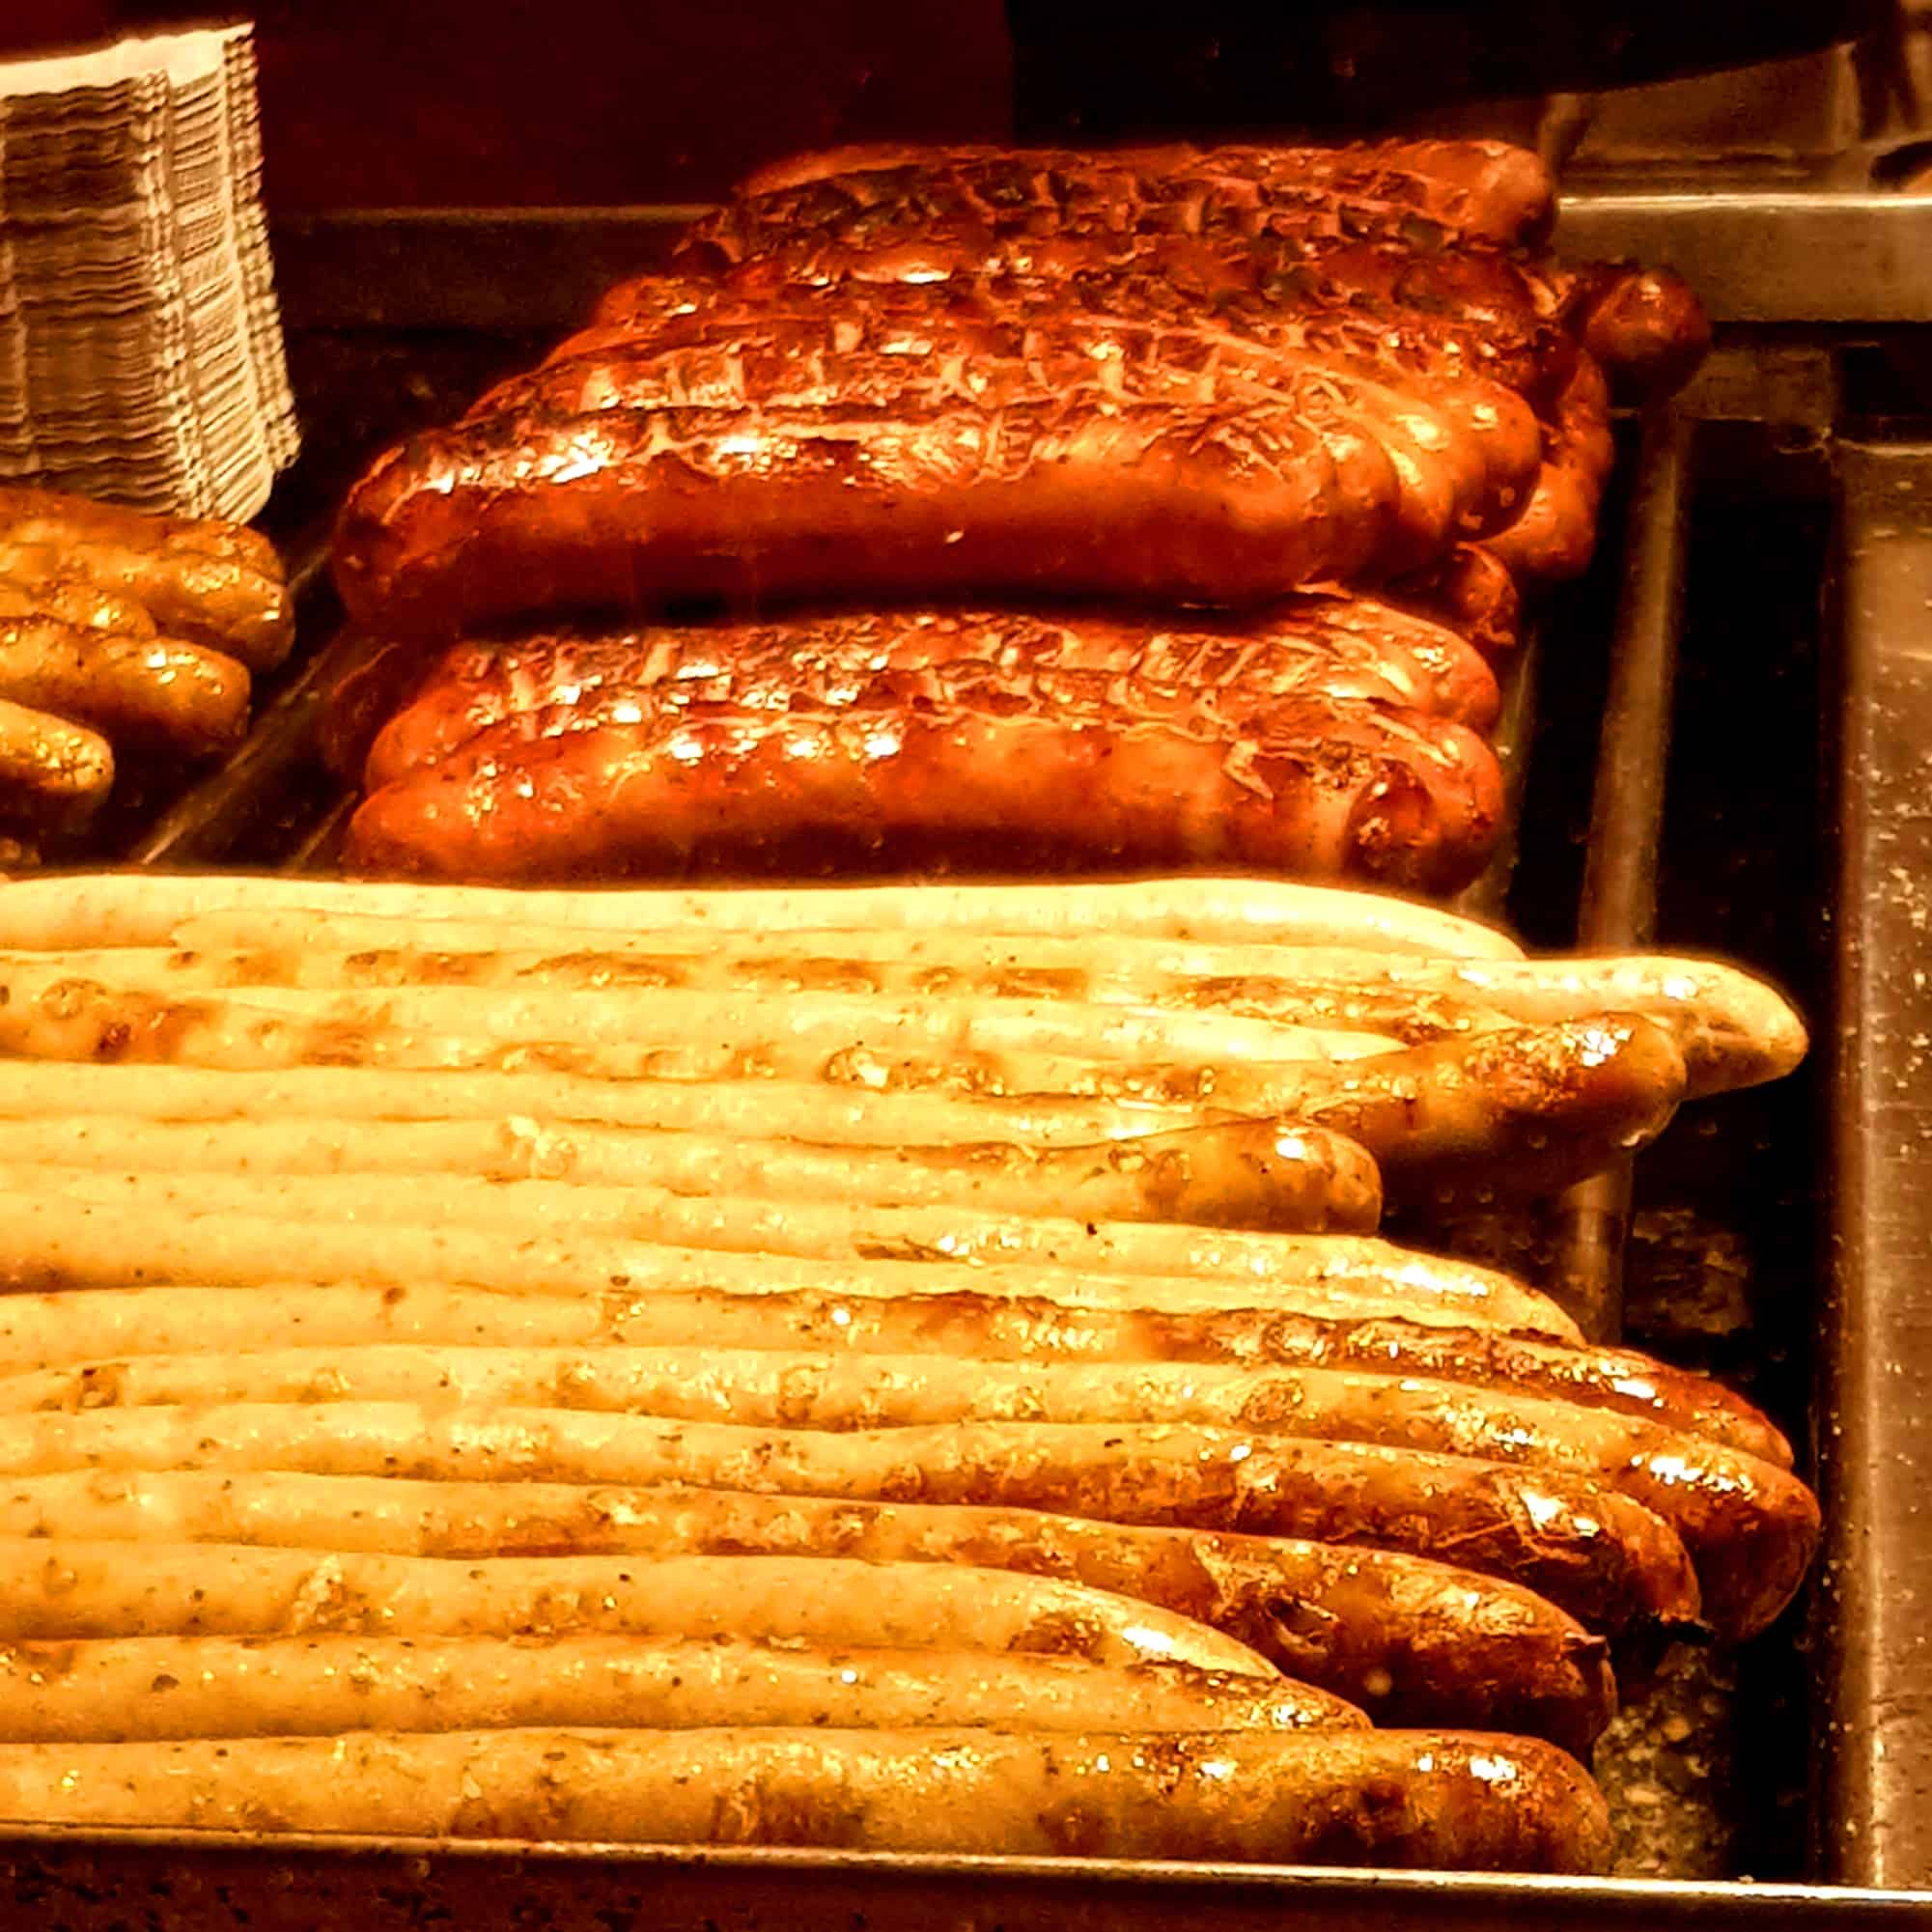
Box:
[1816,441,1932,1892]
[1554,189,1932,325]
[258,187,1932,334]
[1547,403,1694,1341]
[0,1831,1924,1932]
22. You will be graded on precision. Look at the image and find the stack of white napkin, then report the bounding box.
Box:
[0,23,299,523]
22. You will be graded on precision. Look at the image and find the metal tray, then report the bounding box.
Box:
[0,1836,1924,1931]
[12,183,1930,1918]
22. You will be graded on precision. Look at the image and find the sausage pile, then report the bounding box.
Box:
[0,870,1816,1870]
[0,488,292,856]
[326,139,1708,888]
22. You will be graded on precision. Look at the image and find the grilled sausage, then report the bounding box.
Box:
[1482,353,1615,585]
[0,613,250,755]
[1392,544,1523,658]
[0,1278,1790,1468]
[138,928,1772,1097]
[346,697,1506,894]
[0,869,1527,960]
[0,1405,1702,1633]
[1273,1015,1688,1203]
[0,488,290,669]
[0,1112,1386,1238]
[490,291,1536,567]
[0,1540,1273,1676]
[0,1470,1616,1752]
[0,1633,1360,1744]
[0,1726,1611,1870]
[0,695,113,830]
[0,571,158,641]
[12,1343,1806,1637]
[727,139,1556,245]
[557,269,1547,537]
[1564,264,1713,403]
[332,396,1422,633]
[363,602,1503,792]
[674,153,1557,335]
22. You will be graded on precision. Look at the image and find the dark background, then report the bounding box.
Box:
[0,2,1015,209]
[1,1,1885,211]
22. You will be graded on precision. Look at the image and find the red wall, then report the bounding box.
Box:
[0,3,1014,209]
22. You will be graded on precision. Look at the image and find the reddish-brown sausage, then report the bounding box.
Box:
[1566,264,1713,403]
[363,602,1503,792]
[491,291,1538,567]
[347,692,1506,892]
[536,272,1547,564]
[729,139,1556,246]
[1482,352,1616,585]
[1391,544,1525,659]
[335,399,1385,633]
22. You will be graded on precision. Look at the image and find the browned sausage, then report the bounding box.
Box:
[333,398,1387,632]
[33,1340,1813,1637]
[1482,352,1615,585]
[1391,544,1524,658]
[677,152,1554,316]
[0,1469,1615,1753]
[534,273,1545,562]
[0,696,113,831]
[0,614,250,756]
[0,1401,1702,1634]
[1565,264,1712,403]
[346,694,1506,894]
[486,298,1525,571]
[729,139,1555,246]
[0,490,291,670]
[0,1725,1612,1871]
[362,602,1503,793]
[334,1280,1778,1469]
[1247,1015,1689,1206]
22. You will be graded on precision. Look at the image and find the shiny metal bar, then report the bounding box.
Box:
[1554,189,1932,324]
[1,1833,1925,1930]
[1548,403,1694,1342]
[1816,441,1932,1891]
[260,191,1932,333]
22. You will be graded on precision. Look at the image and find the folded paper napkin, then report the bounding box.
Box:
[0,23,299,522]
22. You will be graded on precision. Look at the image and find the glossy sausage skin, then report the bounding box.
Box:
[729,140,1557,246]
[494,285,1542,566]
[339,265,1556,632]
[0,615,249,757]
[363,602,1502,791]
[1566,264,1713,403]
[0,695,113,832]
[1482,353,1616,585]
[440,1479,1622,1755]
[0,1725,1610,1872]
[336,400,1383,635]
[678,146,1694,403]
[669,152,1638,434]
[0,490,291,671]
[348,693,1505,893]
[1392,544,1524,658]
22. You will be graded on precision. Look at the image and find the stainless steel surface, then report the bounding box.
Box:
[0,1833,1925,1931]
[1817,441,1932,1892]
[259,189,1932,334]
[1554,189,1932,322]
[1549,404,1694,1341]
[39,213,1917,1910]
